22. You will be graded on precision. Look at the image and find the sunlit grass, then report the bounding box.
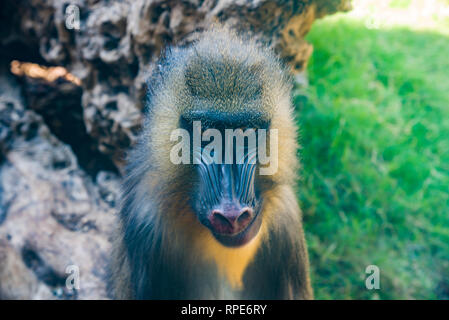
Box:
[296,1,449,299]
[341,0,449,34]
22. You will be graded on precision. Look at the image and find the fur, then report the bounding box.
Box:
[108,26,313,299]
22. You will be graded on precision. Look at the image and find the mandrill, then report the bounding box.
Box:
[108,27,313,300]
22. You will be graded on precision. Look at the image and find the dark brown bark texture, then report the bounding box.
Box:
[0,0,350,299]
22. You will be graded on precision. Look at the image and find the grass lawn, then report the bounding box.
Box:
[296,0,449,299]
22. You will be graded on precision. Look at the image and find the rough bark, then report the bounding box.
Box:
[0,0,350,299]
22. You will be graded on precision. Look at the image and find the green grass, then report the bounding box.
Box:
[296,18,449,299]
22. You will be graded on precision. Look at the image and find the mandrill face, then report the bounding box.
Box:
[181,113,267,248]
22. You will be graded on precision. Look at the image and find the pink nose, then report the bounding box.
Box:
[209,207,254,235]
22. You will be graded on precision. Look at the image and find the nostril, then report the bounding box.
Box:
[237,208,253,226]
[211,210,233,228]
